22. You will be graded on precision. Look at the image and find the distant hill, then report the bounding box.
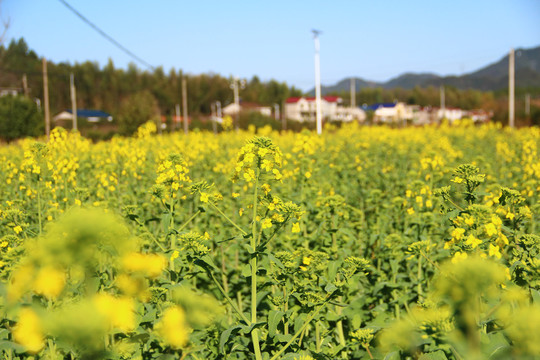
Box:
[311,45,540,95]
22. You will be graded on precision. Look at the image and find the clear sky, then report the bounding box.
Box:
[2,0,539,91]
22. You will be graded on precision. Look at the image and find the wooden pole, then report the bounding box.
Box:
[42,58,51,140]
[70,73,78,131]
[509,48,515,128]
[211,102,218,135]
[22,74,29,97]
[281,100,287,131]
[350,78,356,108]
[233,78,240,131]
[175,103,180,131]
[182,77,188,135]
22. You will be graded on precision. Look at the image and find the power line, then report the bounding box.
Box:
[57,0,155,71]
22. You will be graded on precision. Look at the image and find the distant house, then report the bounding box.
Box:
[53,109,113,124]
[0,87,22,97]
[222,102,272,117]
[468,109,493,123]
[366,102,413,123]
[437,107,465,122]
[284,96,365,122]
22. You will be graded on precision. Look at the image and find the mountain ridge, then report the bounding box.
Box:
[310,45,540,95]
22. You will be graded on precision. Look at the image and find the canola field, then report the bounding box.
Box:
[0,121,539,360]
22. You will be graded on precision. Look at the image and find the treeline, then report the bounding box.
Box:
[1,38,539,133]
[0,38,302,127]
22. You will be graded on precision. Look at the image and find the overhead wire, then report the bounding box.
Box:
[57,0,155,71]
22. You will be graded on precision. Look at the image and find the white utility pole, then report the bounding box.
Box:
[509,48,515,128]
[312,29,323,135]
[350,78,356,108]
[70,73,78,131]
[274,103,280,121]
[182,77,189,135]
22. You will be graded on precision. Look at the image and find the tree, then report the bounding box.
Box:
[0,95,43,142]
[117,90,159,135]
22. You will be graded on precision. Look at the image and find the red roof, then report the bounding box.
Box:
[286,97,302,103]
[285,96,342,103]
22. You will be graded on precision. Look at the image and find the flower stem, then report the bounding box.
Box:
[250,169,262,360]
[210,202,248,236]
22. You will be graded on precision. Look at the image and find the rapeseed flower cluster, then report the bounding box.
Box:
[232,137,283,183]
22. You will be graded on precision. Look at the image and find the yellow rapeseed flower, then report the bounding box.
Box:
[464,234,482,249]
[199,192,209,203]
[451,251,468,264]
[451,227,466,241]
[261,218,272,229]
[13,308,44,354]
[33,266,66,299]
[156,306,189,349]
[292,222,301,233]
[122,252,167,278]
[485,223,498,237]
[488,244,502,259]
[94,294,136,332]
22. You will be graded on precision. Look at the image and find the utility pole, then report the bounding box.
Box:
[440,85,445,121]
[274,103,280,122]
[211,102,217,135]
[312,29,323,135]
[22,74,29,97]
[525,93,530,118]
[230,77,245,131]
[42,58,51,140]
[350,78,356,108]
[175,103,180,131]
[182,77,188,135]
[509,48,515,128]
[70,73,78,131]
[281,100,287,131]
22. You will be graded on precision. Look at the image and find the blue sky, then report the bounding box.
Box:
[3,0,539,91]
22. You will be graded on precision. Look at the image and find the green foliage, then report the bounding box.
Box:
[117,90,159,135]
[0,95,43,142]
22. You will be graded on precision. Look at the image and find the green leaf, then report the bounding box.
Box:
[268,310,284,337]
[274,333,293,343]
[267,253,284,269]
[194,254,218,271]
[531,289,540,304]
[324,283,337,293]
[418,350,448,360]
[383,351,401,360]
[240,321,266,335]
[241,263,251,277]
[0,340,25,352]
[219,325,243,353]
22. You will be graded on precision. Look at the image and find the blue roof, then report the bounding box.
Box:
[364,103,397,111]
[66,109,112,118]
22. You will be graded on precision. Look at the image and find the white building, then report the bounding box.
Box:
[285,96,365,122]
[222,102,272,117]
[368,102,413,123]
[437,107,465,122]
